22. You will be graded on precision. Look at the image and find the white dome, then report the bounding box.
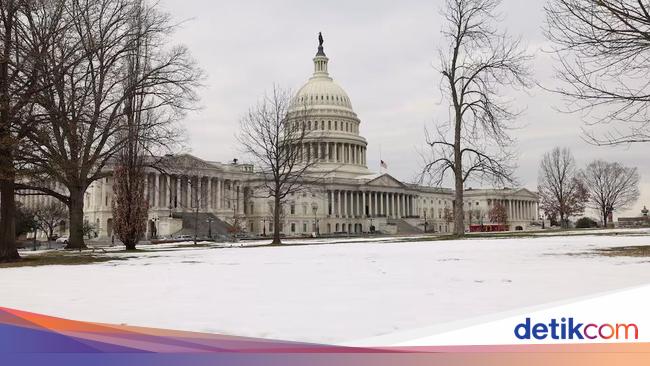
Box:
[293,77,354,110]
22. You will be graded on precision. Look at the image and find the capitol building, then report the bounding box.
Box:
[21,39,541,240]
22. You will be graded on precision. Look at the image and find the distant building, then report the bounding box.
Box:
[618,206,650,228]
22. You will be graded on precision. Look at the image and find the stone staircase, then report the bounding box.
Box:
[388,218,422,235]
[171,212,234,239]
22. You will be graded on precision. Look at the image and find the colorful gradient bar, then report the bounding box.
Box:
[2,306,650,365]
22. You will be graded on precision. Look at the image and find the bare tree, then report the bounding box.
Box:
[582,160,640,227]
[488,201,508,224]
[443,206,454,228]
[112,1,175,251]
[238,86,322,245]
[421,0,533,236]
[537,147,589,228]
[19,0,202,249]
[545,0,650,144]
[0,0,63,261]
[32,200,67,240]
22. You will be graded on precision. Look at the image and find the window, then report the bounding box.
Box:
[290,204,295,215]
[328,121,331,130]
[303,223,307,232]
[291,223,296,233]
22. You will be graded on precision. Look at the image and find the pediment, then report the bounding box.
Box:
[159,154,218,173]
[365,174,405,188]
[514,188,539,199]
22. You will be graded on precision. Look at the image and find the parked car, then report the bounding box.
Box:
[56,236,69,244]
[177,235,193,240]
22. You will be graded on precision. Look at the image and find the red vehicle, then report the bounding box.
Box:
[469,224,509,233]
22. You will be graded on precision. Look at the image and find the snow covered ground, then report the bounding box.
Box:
[2,230,650,344]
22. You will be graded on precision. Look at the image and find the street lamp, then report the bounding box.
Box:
[206,217,214,239]
[312,204,320,237]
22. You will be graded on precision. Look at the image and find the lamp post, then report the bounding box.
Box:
[423,211,428,233]
[206,217,214,239]
[312,204,319,237]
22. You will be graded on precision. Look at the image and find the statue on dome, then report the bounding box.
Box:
[318,32,324,47]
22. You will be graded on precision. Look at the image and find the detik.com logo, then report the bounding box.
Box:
[514,318,638,340]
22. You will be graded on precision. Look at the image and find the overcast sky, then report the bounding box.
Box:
[158,0,649,218]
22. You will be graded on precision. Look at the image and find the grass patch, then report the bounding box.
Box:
[593,246,650,258]
[0,252,129,268]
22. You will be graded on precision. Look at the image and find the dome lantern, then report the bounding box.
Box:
[313,32,330,78]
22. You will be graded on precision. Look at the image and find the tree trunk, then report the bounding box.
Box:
[66,188,87,249]
[453,109,465,237]
[0,3,19,262]
[603,211,608,228]
[454,176,464,236]
[0,175,19,262]
[272,193,282,245]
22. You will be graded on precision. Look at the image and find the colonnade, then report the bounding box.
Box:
[488,198,539,221]
[297,142,366,166]
[327,189,418,219]
[143,173,244,214]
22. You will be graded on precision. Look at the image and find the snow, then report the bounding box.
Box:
[3,230,650,344]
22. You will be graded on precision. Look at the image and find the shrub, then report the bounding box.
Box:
[575,217,599,229]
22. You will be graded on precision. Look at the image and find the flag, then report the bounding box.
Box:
[380,160,388,169]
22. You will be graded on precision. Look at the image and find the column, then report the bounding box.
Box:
[327,190,331,215]
[237,184,243,215]
[362,191,366,217]
[343,191,348,218]
[176,176,181,208]
[395,193,399,218]
[166,175,171,209]
[144,174,149,206]
[406,195,410,216]
[154,173,160,209]
[337,190,342,217]
[187,177,192,209]
[508,200,513,220]
[394,193,398,218]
